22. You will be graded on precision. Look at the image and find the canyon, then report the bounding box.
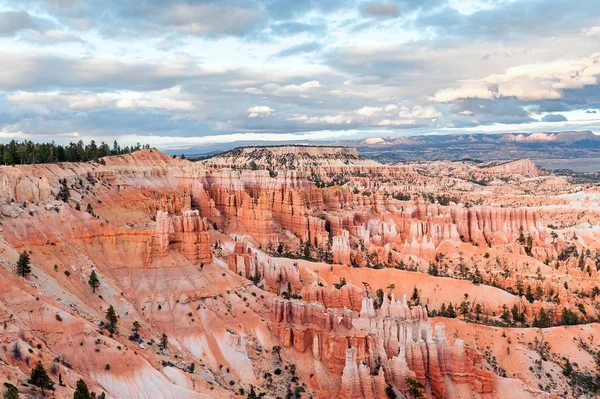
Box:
[0,145,599,398]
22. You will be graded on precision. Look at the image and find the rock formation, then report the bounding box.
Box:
[152,210,212,264]
[0,147,597,399]
[268,293,496,398]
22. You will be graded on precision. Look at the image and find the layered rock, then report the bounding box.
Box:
[228,241,258,277]
[301,281,363,311]
[200,146,416,182]
[332,231,351,265]
[152,210,212,264]
[485,159,542,177]
[145,191,192,214]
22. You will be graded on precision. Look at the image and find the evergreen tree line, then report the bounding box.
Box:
[0,140,150,165]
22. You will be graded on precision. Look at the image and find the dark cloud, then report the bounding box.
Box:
[159,4,261,37]
[12,1,260,38]
[561,84,600,107]
[16,0,344,40]
[0,10,84,44]
[531,101,570,113]
[449,98,534,126]
[0,52,205,91]
[323,45,425,79]
[0,11,40,36]
[269,21,326,36]
[413,0,600,41]
[256,0,351,20]
[362,2,400,18]
[541,113,568,122]
[273,41,322,58]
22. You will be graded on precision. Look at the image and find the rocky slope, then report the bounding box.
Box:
[0,146,598,399]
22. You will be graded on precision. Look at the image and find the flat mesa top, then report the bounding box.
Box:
[225,145,360,157]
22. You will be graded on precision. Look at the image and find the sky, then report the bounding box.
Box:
[0,0,600,149]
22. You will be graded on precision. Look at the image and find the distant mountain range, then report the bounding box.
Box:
[165,131,600,171]
[335,131,600,171]
[334,131,598,147]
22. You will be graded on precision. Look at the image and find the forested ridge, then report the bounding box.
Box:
[0,140,150,165]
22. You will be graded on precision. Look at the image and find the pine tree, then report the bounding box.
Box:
[411,287,420,306]
[459,301,470,319]
[74,379,91,399]
[446,303,457,318]
[247,385,258,399]
[159,333,169,351]
[525,285,535,303]
[474,303,482,321]
[132,321,141,339]
[440,303,447,317]
[501,305,511,323]
[591,286,600,301]
[57,179,70,202]
[29,361,54,395]
[3,148,13,165]
[538,308,551,328]
[427,263,438,276]
[471,266,483,285]
[105,305,118,331]
[88,270,100,293]
[560,308,579,326]
[16,250,32,277]
[406,377,424,399]
[4,383,18,399]
[272,345,281,361]
[511,304,522,324]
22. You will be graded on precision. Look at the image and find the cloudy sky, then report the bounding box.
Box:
[1,0,599,148]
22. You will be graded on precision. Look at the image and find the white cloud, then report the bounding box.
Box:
[115,87,196,111]
[287,114,353,124]
[261,80,321,97]
[399,105,442,119]
[434,82,495,102]
[7,91,114,110]
[247,105,275,118]
[377,119,415,126]
[434,52,600,102]
[66,93,115,110]
[7,86,196,112]
[288,104,436,126]
[355,106,383,117]
[343,76,383,85]
[243,87,263,94]
[582,26,600,37]
[287,115,309,121]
